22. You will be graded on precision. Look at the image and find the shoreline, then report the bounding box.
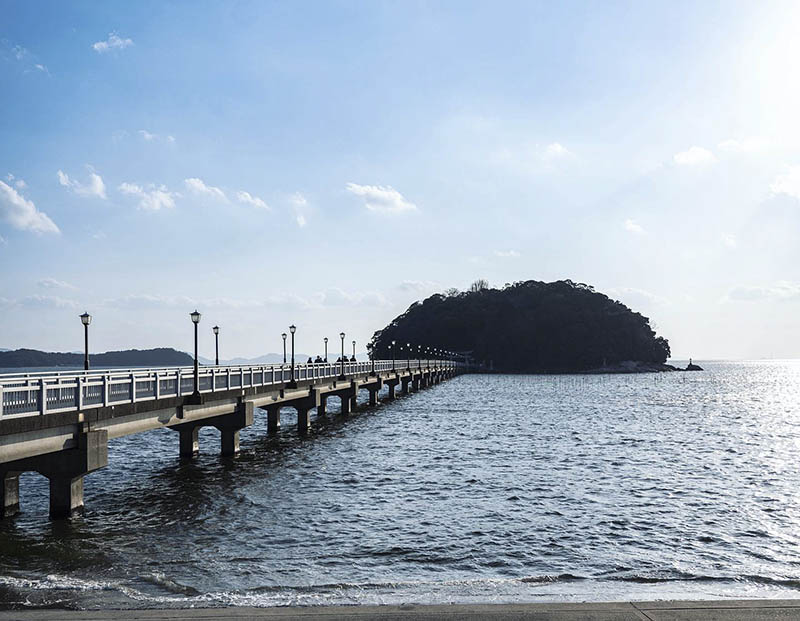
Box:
[2,599,800,619]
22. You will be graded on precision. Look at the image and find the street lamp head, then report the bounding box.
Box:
[392,340,396,345]
[80,312,92,326]
[289,325,296,334]
[190,310,201,324]
[282,332,287,340]
[352,340,356,346]
[340,332,345,339]
[213,325,219,335]
[324,337,328,344]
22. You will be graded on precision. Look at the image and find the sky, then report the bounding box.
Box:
[2,0,800,361]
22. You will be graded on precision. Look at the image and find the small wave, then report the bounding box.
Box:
[519,574,586,584]
[139,573,200,596]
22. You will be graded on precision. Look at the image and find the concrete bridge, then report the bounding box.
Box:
[0,358,462,519]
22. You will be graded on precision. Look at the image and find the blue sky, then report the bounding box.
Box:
[2,0,800,360]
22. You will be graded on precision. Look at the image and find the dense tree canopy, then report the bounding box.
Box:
[369,280,670,373]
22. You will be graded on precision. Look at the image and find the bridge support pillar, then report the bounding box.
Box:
[177,426,200,458]
[267,405,281,433]
[401,377,411,394]
[297,408,311,434]
[317,396,327,418]
[215,400,254,456]
[49,476,84,519]
[2,473,20,518]
[412,376,421,391]
[1,429,108,519]
[368,388,379,406]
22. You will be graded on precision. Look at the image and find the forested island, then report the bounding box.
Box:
[369,279,673,373]
[0,348,192,369]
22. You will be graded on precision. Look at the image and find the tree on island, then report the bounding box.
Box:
[368,279,671,373]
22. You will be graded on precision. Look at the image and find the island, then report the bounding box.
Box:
[369,279,674,373]
[0,347,192,369]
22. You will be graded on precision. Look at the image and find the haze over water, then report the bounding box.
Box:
[3,361,800,609]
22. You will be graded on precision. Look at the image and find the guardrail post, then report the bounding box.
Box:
[155,372,161,399]
[226,368,231,390]
[103,374,109,406]
[176,370,182,397]
[240,367,244,388]
[211,368,215,392]
[40,378,47,415]
[0,386,4,418]
[77,377,83,410]
[130,373,136,403]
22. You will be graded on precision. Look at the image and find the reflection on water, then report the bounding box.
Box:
[3,361,800,609]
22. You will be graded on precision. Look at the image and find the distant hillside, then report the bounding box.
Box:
[369,279,671,373]
[0,348,192,368]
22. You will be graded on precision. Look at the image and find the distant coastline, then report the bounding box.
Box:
[0,347,192,369]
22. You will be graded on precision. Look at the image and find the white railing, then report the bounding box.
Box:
[0,359,458,419]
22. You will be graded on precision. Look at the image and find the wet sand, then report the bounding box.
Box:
[3,600,800,620]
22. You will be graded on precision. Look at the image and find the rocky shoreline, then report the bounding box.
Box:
[587,360,703,374]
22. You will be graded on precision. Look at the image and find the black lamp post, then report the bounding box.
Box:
[213,325,219,366]
[282,332,287,364]
[324,336,328,362]
[79,312,91,371]
[391,340,396,371]
[370,344,376,376]
[418,345,422,369]
[190,310,201,396]
[352,340,356,360]
[339,332,346,379]
[406,342,411,371]
[288,325,297,387]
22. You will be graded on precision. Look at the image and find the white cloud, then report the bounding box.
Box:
[37,277,76,290]
[542,142,571,160]
[721,232,737,248]
[57,166,107,199]
[0,235,6,245]
[718,138,767,154]
[673,146,717,166]
[290,192,309,227]
[92,32,133,53]
[236,190,269,210]
[398,280,441,293]
[6,174,26,190]
[728,282,800,302]
[607,287,669,307]
[0,180,59,234]
[346,183,417,214]
[184,177,227,202]
[118,182,178,211]
[770,165,800,201]
[166,135,175,143]
[138,129,156,141]
[624,219,644,234]
[494,249,521,258]
[19,295,78,309]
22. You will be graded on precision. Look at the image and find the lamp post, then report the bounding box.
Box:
[324,337,328,362]
[391,340,396,371]
[352,340,356,361]
[79,312,91,371]
[406,343,411,371]
[418,345,422,369]
[370,344,376,376]
[339,332,346,379]
[288,325,297,387]
[281,332,287,364]
[190,310,201,396]
[213,325,220,366]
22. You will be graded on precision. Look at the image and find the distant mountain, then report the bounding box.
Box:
[0,348,192,368]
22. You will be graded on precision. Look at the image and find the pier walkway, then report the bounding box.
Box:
[0,359,461,518]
